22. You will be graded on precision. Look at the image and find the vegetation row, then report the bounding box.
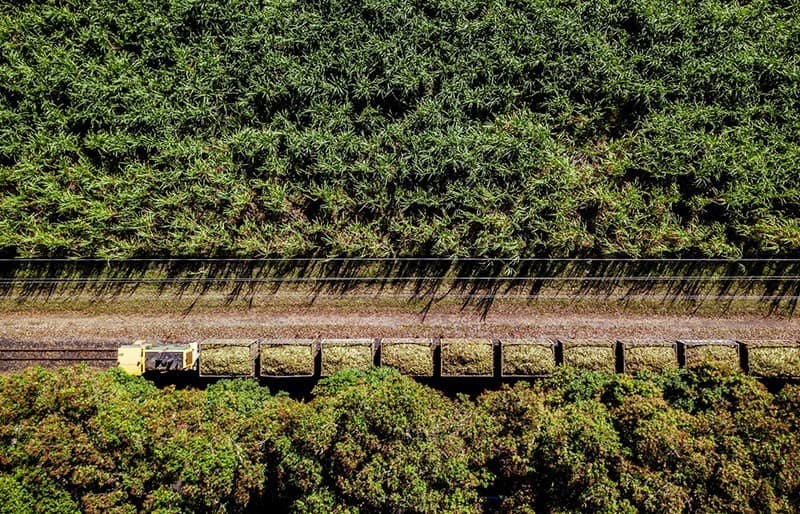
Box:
[1,365,799,513]
[1,0,799,257]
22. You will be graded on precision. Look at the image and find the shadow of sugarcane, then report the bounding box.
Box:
[0,257,798,318]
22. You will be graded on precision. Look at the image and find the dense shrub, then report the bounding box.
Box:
[479,367,800,513]
[1,365,799,512]
[261,368,490,512]
[0,367,270,513]
[1,0,798,257]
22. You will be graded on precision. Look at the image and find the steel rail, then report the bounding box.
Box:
[4,257,800,262]
[0,348,117,363]
[2,276,800,283]
[7,293,800,300]
[0,357,118,362]
[0,348,118,353]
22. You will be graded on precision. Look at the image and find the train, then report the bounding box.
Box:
[116,338,800,380]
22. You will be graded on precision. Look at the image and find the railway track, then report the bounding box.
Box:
[3,339,799,381]
[0,343,118,371]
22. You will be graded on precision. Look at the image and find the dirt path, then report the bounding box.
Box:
[1,300,797,343]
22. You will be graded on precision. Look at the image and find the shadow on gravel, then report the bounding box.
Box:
[1,258,799,318]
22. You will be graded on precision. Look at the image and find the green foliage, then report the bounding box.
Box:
[479,368,800,513]
[263,367,488,512]
[0,469,80,514]
[0,366,269,513]
[1,365,799,512]
[1,0,798,257]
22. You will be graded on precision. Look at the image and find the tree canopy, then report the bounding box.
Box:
[1,366,799,512]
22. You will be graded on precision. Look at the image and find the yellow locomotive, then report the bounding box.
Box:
[118,341,198,376]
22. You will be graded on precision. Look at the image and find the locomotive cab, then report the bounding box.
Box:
[118,341,198,376]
